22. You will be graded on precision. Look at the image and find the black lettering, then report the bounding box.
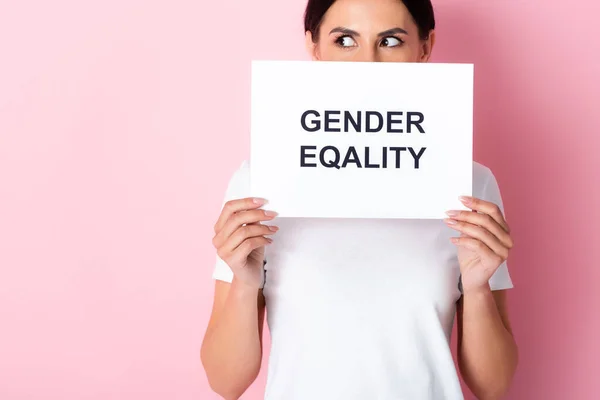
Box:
[324,110,341,132]
[301,110,321,132]
[366,111,384,133]
[364,146,380,168]
[320,146,341,169]
[407,112,425,133]
[387,111,404,133]
[344,111,361,132]
[382,147,388,168]
[408,147,427,168]
[389,147,407,168]
[300,145,317,167]
[342,146,362,168]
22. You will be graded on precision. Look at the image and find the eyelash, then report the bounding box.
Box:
[334,35,405,48]
[333,35,351,48]
[380,36,404,47]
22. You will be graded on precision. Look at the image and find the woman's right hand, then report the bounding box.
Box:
[212,197,278,289]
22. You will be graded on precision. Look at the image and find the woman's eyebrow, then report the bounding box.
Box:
[378,27,408,36]
[329,27,360,36]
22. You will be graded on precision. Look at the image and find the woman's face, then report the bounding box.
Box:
[306,0,434,63]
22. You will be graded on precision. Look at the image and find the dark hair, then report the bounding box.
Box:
[304,0,435,41]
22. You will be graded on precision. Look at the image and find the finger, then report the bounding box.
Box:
[222,224,279,253]
[445,210,514,249]
[214,197,267,234]
[451,236,504,266]
[213,209,277,247]
[459,196,511,234]
[228,236,273,265]
[445,219,510,260]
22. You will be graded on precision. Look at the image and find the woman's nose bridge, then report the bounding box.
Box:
[356,46,380,62]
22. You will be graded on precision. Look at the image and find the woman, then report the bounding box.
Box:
[201,0,518,399]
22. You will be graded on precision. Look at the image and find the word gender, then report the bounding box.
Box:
[300,110,426,134]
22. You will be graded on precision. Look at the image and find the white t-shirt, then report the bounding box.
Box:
[212,160,513,400]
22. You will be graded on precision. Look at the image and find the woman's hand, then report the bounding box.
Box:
[444,196,514,294]
[212,197,278,289]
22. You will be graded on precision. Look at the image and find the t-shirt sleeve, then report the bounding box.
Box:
[479,167,514,291]
[210,160,266,288]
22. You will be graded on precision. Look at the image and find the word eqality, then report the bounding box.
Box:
[299,110,427,169]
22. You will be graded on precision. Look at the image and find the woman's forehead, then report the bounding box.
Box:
[320,0,417,32]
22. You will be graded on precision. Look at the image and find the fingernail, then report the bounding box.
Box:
[444,218,457,225]
[450,237,459,244]
[268,225,279,232]
[264,210,278,217]
[266,238,274,244]
[253,198,267,205]
[459,196,471,204]
[445,210,459,217]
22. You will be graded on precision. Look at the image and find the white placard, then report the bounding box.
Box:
[250,60,473,219]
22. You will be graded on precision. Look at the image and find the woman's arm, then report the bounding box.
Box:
[201,279,266,400]
[445,194,518,399]
[201,197,276,399]
[456,288,518,399]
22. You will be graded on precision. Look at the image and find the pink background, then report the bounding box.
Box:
[0,0,598,399]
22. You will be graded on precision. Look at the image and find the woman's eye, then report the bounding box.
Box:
[336,36,357,47]
[381,37,403,47]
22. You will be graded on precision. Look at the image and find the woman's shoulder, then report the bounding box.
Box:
[224,159,250,180]
[473,160,494,183]
[220,159,251,200]
[233,159,251,176]
[472,161,504,203]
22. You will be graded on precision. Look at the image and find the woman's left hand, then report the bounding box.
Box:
[445,196,514,294]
